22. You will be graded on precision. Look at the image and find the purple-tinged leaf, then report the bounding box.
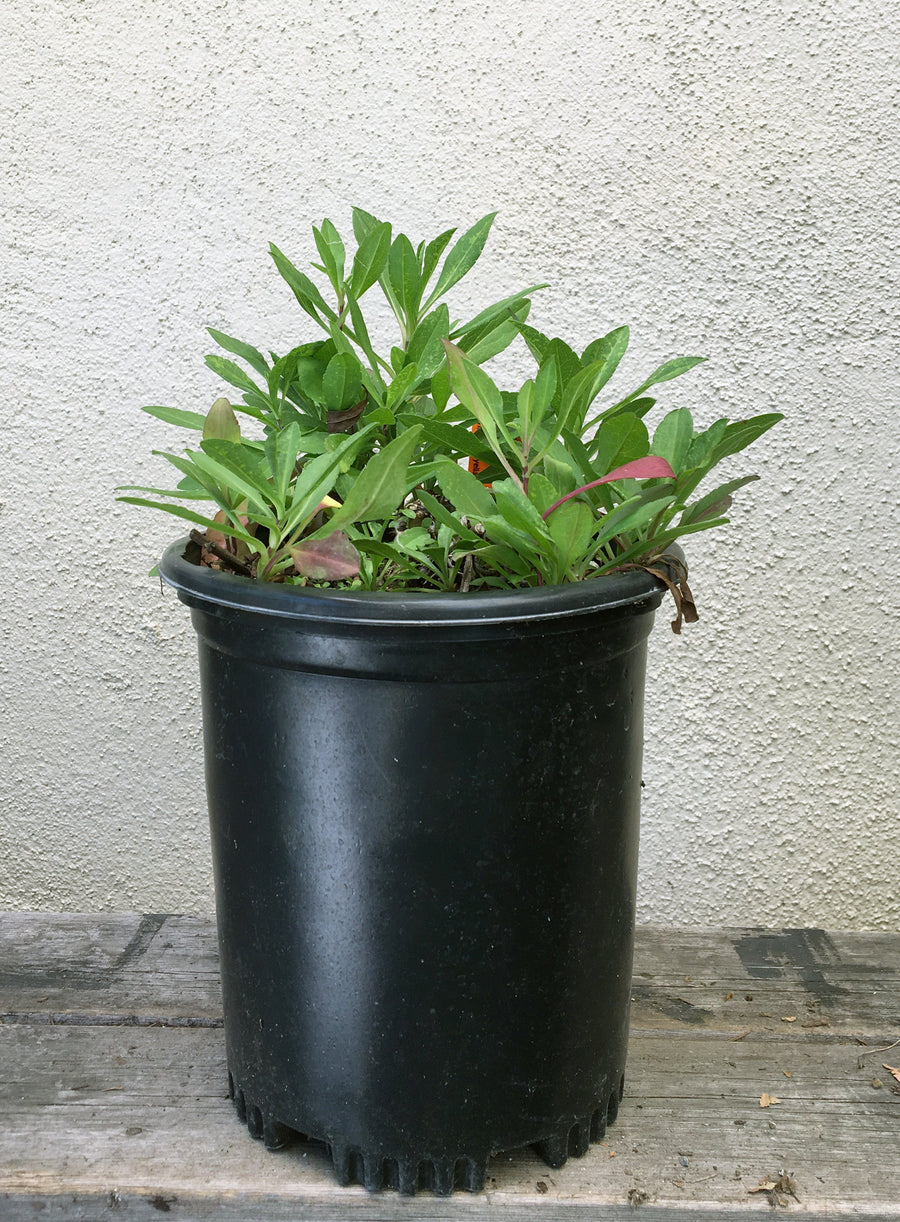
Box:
[542,457,675,521]
[599,456,675,484]
[291,532,360,582]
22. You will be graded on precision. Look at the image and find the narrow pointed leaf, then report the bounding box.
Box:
[433,456,496,520]
[116,497,259,546]
[350,220,392,298]
[421,227,456,287]
[282,426,378,536]
[652,408,694,471]
[600,456,675,484]
[493,479,553,545]
[204,355,262,398]
[313,218,345,292]
[142,405,206,430]
[207,328,270,378]
[388,233,422,322]
[322,425,424,530]
[385,361,421,410]
[581,325,630,372]
[322,351,363,412]
[269,243,337,323]
[451,286,547,340]
[611,354,706,411]
[680,475,759,525]
[710,414,784,463]
[425,212,497,306]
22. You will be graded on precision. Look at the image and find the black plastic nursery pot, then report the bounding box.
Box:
[159,539,670,1196]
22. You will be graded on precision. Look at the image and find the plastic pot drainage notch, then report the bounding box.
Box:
[159,538,670,1196]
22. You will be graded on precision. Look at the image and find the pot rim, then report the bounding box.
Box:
[158,537,678,628]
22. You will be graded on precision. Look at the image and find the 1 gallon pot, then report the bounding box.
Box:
[159,539,670,1196]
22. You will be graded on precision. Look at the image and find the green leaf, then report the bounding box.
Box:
[349,220,392,299]
[351,206,382,245]
[407,305,450,379]
[269,243,337,325]
[202,397,241,443]
[204,355,262,399]
[522,471,559,517]
[346,297,387,392]
[272,422,302,505]
[710,413,783,463]
[451,286,547,340]
[409,417,493,461]
[115,497,259,546]
[592,415,650,475]
[430,366,451,412]
[481,515,544,566]
[592,485,675,548]
[513,319,551,363]
[385,362,422,410]
[142,405,206,431]
[421,227,456,287]
[417,489,479,540]
[194,441,279,520]
[207,329,270,378]
[388,233,422,323]
[322,351,363,412]
[492,479,553,545]
[312,218,346,293]
[424,212,497,307]
[610,354,706,411]
[652,408,694,471]
[433,456,496,520]
[600,395,657,422]
[322,425,425,529]
[458,300,531,365]
[115,483,212,501]
[547,497,595,573]
[680,475,759,526]
[364,406,396,426]
[282,425,378,536]
[543,338,582,410]
[581,325,630,372]
[442,340,517,464]
[684,418,729,471]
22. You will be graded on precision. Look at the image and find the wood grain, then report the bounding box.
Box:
[2,915,898,1220]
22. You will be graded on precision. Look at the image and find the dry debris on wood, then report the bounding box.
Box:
[749,1171,800,1207]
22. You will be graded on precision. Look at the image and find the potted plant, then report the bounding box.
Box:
[120,210,781,1196]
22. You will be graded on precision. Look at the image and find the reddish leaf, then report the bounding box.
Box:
[291,532,360,582]
[598,456,675,484]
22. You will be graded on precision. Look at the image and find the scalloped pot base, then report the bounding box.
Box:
[228,1070,625,1195]
[158,540,666,1196]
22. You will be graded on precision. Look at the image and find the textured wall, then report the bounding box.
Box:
[1,0,897,926]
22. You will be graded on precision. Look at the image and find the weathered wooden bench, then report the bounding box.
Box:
[1,915,898,1219]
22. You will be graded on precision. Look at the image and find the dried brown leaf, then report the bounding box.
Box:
[883,1064,900,1084]
[759,1093,781,1108]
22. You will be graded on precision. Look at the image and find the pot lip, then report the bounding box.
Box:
[158,537,679,628]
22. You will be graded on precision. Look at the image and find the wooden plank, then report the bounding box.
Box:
[2,915,897,1037]
[0,914,222,1023]
[2,1023,900,1219]
[630,927,900,1037]
[2,918,899,1218]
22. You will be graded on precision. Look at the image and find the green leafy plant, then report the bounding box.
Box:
[119,210,782,629]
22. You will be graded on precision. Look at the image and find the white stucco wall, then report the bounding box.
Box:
[1,0,897,927]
